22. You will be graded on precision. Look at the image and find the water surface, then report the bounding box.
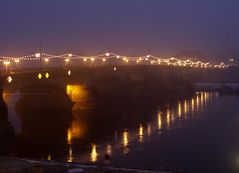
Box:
[3,84,239,173]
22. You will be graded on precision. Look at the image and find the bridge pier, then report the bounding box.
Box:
[0,76,7,121]
[0,76,15,156]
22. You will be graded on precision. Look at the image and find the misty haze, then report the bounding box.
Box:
[1,1,239,173]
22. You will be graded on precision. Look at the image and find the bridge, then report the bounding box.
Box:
[0,52,230,84]
[0,52,228,70]
[0,51,236,101]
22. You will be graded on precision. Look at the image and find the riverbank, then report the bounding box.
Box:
[0,157,67,173]
[0,157,177,173]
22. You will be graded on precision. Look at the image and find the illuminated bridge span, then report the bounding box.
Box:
[0,52,229,70]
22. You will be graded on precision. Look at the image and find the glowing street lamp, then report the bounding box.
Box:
[35,53,41,58]
[44,58,49,63]
[3,61,10,71]
[68,54,72,57]
[14,59,20,63]
[3,61,10,66]
[65,58,70,63]
[14,59,20,69]
[105,52,110,57]
[91,58,95,62]
[35,53,42,69]
[102,58,106,62]
[83,58,87,62]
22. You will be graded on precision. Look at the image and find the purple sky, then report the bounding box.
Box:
[1,0,239,58]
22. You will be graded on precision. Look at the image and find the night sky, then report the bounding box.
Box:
[1,0,239,57]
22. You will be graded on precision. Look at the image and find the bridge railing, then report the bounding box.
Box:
[0,52,229,73]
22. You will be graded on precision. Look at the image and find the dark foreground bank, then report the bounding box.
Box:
[0,157,185,173]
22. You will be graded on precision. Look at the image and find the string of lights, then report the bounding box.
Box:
[0,52,229,69]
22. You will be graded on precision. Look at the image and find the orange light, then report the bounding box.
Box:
[67,129,72,144]
[157,112,162,130]
[139,124,144,143]
[3,61,10,65]
[14,59,20,63]
[47,154,51,161]
[122,130,129,148]
[44,58,49,63]
[90,144,98,162]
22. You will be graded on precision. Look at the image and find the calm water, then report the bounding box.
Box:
[3,84,239,173]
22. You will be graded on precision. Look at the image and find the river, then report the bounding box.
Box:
[2,84,239,173]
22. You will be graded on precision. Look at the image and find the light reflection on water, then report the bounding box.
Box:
[147,124,151,136]
[67,146,73,163]
[157,112,162,131]
[122,130,129,154]
[65,84,218,163]
[138,124,144,143]
[178,101,182,118]
[106,144,112,156]
[90,144,98,162]
[67,121,83,144]
[191,98,195,112]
